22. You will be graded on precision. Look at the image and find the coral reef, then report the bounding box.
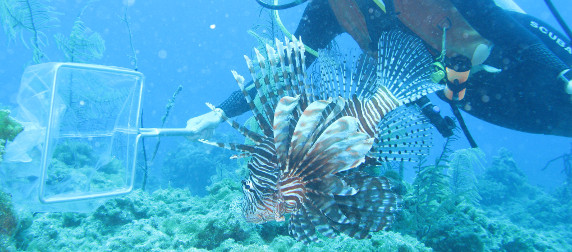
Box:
[0,110,23,163]
[44,140,126,198]
[0,191,17,251]
[393,147,571,251]
[5,140,571,251]
[13,178,430,251]
[161,141,239,196]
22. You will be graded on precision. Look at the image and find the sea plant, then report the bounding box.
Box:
[0,0,60,63]
[543,143,572,185]
[448,148,485,205]
[396,133,486,242]
[55,17,105,63]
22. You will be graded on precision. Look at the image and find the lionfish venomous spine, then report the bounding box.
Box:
[200,30,443,242]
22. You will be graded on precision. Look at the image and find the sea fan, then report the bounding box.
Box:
[0,0,60,63]
[55,18,105,63]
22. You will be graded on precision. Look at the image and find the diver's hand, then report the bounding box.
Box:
[566,80,572,98]
[558,69,572,101]
[185,109,225,141]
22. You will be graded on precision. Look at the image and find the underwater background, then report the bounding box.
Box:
[0,0,571,251]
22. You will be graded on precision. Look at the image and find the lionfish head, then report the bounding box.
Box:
[240,174,286,224]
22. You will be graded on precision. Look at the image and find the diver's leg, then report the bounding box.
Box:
[450,0,570,85]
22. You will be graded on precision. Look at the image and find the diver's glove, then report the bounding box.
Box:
[558,69,572,99]
[185,108,225,141]
[416,97,456,138]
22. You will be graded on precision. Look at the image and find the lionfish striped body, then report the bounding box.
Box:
[200,30,443,242]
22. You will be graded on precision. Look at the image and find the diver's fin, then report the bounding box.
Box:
[377,30,444,105]
[368,105,433,162]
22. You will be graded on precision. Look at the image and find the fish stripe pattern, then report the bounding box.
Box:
[200,30,442,242]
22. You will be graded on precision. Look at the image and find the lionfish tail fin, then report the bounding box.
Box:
[368,105,433,162]
[377,30,444,105]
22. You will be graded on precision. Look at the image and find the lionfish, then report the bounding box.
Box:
[200,30,443,242]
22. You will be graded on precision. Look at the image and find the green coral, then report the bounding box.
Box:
[0,110,23,142]
[478,148,536,205]
[0,110,23,163]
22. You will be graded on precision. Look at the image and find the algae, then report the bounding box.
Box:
[0,110,23,163]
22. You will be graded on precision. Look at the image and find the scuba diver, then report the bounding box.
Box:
[185,0,572,143]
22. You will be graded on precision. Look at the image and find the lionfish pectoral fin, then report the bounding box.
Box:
[198,139,257,156]
[368,105,433,162]
[287,98,346,175]
[273,95,301,168]
[299,116,373,181]
[204,102,265,144]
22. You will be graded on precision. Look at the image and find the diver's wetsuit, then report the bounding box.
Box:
[218,0,572,137]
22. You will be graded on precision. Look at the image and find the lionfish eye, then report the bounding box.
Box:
[242,180,254,191]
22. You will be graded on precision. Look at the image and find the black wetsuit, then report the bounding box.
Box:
[218,0,572,137]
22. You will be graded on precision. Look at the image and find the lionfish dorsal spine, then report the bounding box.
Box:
[198,139,260,157]
[284,36,304,98]
[290,36,310,105]
[252,47,280,125]
[265,43,285,98]
[231,70,273,136]
[275,38,294,98]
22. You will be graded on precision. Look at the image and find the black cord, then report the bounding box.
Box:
[255,0,308,10]
[449,103,478,148]
[543,0,572,42]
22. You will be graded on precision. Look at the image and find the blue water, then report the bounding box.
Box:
[0,0,571,249]
[1,0,569,188]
